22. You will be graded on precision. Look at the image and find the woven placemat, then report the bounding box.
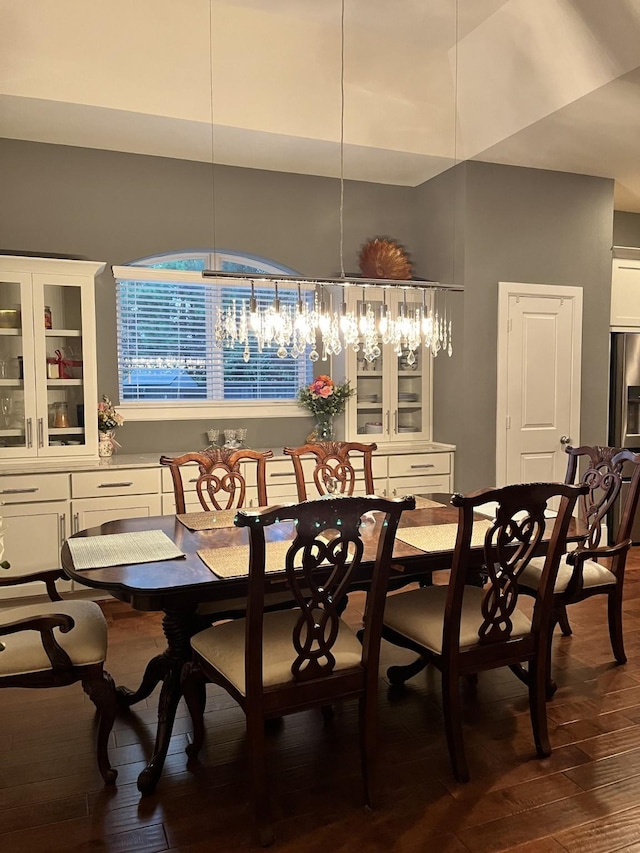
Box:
[198,540,293,578]
[176,509,238,530]
[198,531,343,579]
[396,520,493,554]
[413,497,446,509]
[68,530,184,571]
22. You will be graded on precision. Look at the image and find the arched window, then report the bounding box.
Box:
[113,250,314,420]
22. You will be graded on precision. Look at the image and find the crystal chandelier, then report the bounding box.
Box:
[203,0,462,364]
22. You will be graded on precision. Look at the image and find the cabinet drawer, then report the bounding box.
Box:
[265,459,297,485]
[388,453,450,479]
[388,474,451,498]
[0,472,69,503]
[71,468,161,498]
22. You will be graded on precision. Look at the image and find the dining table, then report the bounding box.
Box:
[60,495,584,795]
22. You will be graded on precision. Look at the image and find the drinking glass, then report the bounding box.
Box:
[236,428,248,447]
[0,396,12,428]
[206,429,219,447]
[224,429,237,447]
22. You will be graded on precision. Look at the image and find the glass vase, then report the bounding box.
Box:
[314,414,334,442]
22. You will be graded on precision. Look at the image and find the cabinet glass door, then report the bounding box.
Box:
[392,292,429,440]
[33,276,89,455]
[345,288,432,443]
[352,290,386,439]
[0,273,35,456]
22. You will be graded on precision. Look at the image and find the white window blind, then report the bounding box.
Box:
[115,258,314,404]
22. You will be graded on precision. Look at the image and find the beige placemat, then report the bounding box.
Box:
[396,520,493,554]
[176,509,239,530]
[413,497,446,509]
[198,540,292,578]
[198,532,342,579]
[68,530,184,571]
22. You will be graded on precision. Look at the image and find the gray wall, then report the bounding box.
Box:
[414,162,614,492]
[0,140,616,485]
[614,211,640,247]
[0,138,415,453]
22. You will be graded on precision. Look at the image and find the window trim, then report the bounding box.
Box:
[112,262,317,422]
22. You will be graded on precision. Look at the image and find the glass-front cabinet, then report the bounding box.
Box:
[344,288,432,443]
[0,257,103,459]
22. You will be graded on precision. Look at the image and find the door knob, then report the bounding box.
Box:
[560,435,571,445]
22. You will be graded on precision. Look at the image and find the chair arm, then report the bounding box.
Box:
[0,612,75,670]
[0,568,67,601]
[566,539,631,566]
[563,539,632,598]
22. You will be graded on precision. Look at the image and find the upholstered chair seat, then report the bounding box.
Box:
[519,554,616,595]
[384,585,532,655]
[191,608,363,695]
[0,599,107,677]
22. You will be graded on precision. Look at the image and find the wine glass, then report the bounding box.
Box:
[206,429,219,448]
[224,429,237,448]
[0,396,12,428]
[236,428,248,447]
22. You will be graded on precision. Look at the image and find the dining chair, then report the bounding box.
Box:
[0,566,117,784]
[182,493,415,846]
[161,448,300,622]
[518,445,640,682]
[282,440,378,501]
[160,447,273,513]
[381,481,585,783]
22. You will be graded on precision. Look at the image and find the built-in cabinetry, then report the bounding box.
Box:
[343,288,432,443]
[71,468,162,533]
[0,256,103,460]
[0,472,71,598]
[611,247,640,327]
[0,446,454,603]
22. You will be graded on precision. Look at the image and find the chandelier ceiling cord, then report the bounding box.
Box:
[203,0,462,364]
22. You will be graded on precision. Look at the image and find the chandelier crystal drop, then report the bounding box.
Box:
[210,281,454,363]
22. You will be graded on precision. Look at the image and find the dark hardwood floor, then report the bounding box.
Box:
[4,555,640,851]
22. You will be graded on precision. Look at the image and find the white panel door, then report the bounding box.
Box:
[497,284,583,486]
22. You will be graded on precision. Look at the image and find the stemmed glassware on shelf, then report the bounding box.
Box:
[0,396,12,428]
[206,429,220,448]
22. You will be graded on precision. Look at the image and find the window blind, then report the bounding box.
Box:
[116,274,313,403]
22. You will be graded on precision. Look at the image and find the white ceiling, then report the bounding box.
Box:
[2,0,640,210]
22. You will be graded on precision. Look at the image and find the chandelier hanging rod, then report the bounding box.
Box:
[201,270,464,292]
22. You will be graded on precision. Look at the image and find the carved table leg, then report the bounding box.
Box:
[136,608,199,795]
[116,652,169,708]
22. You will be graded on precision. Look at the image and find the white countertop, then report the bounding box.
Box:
[0,441,455,477]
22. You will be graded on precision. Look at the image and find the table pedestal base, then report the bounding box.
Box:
[117,609,199,794]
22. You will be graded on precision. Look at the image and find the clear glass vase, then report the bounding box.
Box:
[314,414,334,442]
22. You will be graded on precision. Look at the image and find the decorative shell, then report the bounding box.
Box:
[358,238,412,280]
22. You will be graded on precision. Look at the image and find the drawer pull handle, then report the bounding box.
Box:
[0,487,39,494]
[269,472,293,478]
[410,464,435,469]
[98,481,134,488]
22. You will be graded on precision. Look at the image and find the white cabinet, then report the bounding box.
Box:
[0,256,104,460]
[71,469,162,535]
[343,288,432,444]
[386,450,453,498]
[0,472,71,599]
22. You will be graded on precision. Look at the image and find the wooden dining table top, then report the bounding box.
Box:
[61,495,586,613]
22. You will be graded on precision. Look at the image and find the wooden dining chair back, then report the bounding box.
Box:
[564,444,627,549]
[283,440,377,501]
[382,481,586,783]
[519,446,640,673]
[0,565,118,784]
[160,448,273,513]
[182,493,415,846]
